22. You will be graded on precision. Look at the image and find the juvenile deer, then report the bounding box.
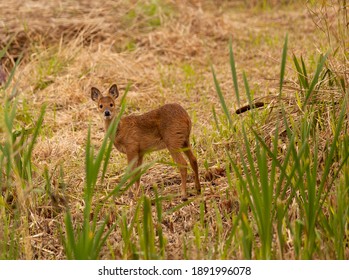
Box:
[91,84,201,200]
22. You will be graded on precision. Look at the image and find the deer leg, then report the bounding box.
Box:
[169,149,188,201]
[184,148,201,194]
[136,154,144,190]
[126,150,142,197]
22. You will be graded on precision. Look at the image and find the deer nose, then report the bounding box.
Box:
[104,110,111,117]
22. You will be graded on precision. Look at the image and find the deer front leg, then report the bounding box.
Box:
[136,154,144,189]
[126,150,142,197]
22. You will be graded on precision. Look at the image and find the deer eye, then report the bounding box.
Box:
[99,104,103,109]
[110,103,113,107]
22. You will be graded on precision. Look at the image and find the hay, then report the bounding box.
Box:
[1,0,330,259]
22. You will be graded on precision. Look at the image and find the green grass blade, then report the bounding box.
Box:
[212,66,233,127]
[280,34,288,94]
[243,72,252,106]
[23,105,46,171]
[0,41,11,59]
[302,53,328,109]
[63,210,76,259]
[293,54,307,89]
[4,54,23,90]
[229,38,240,106]
[300,56,309,88]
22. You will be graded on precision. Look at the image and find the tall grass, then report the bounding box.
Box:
[0,46,45,259]
[61,114,122,259]
[212,35,349,259]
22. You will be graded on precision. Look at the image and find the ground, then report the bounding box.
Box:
[1,0,340,259]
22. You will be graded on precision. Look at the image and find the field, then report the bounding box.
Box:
[1,0,349,260]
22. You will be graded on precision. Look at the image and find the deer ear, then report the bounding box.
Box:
[91,87,101,102]
[109,84,119,99]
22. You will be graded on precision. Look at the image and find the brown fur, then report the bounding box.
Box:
[235,102,265,114]
[91,84,201,200]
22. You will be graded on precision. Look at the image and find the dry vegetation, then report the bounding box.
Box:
[1,0,348,259]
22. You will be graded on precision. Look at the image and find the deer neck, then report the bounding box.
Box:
[104,116,120,136]
[104,118,112,131]
[104,116,114,130]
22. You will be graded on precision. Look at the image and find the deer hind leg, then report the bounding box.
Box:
[184,148,201,194]
[168,149,188,200]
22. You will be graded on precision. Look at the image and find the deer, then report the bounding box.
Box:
[91,84,201,200]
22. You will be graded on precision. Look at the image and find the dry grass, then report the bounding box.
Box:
[1,0,339,259]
